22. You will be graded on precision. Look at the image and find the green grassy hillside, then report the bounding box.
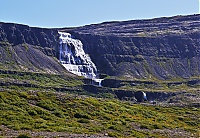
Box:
[0,71,200,137]
[0,90,199,137]
[0,70,199,137]
[0,91,200,137]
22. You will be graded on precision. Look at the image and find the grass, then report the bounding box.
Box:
[0,69,199,98]
[0,70,199,137]
[0,90,199,137]
[0,70,83,88]
[105,75,200,94]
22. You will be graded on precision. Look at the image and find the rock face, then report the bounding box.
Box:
[66,14,200,79]
[0,22,58,50]
[0,14,199,79]
[0,22,66,73]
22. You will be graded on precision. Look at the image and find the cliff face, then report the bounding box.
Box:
[0,22,66,73]
[0,22,58,48]
[68,14,200,79]
[0,22,59,55]
[0,14,199,79]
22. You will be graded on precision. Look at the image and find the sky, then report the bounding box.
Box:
[0,0,199,28]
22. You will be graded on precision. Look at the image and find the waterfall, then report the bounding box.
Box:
[93,79,104,87]
[142,92,148,101]
[59,32,97,79]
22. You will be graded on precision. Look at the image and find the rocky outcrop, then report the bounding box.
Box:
[81,83,183,103]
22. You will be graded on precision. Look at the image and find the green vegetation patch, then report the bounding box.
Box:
[0,91,199,137]
[0,70,83,88]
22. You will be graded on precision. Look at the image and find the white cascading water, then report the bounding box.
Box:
[93,78,104,87]
[59,31,98,79]
[142,92,148,101]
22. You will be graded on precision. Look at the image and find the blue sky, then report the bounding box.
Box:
[0,0,199,28]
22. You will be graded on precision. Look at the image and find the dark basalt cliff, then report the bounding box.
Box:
[68,14,200,79]
[0,22,67,73]
[0,14,199,79]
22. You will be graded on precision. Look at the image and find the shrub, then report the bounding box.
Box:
[131,130,146,138]
[185,121,197,126]
[78,118,90,123]
[178,116,184,121]
[108,125,115,130]
[28,109,37,116]
[52,110,64,118]
[108,132,122,137]
[36,100,57,111]
[153,124,162,129]
[74,112,90,119]
[17,134,31,138]
[140,125,148,129]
